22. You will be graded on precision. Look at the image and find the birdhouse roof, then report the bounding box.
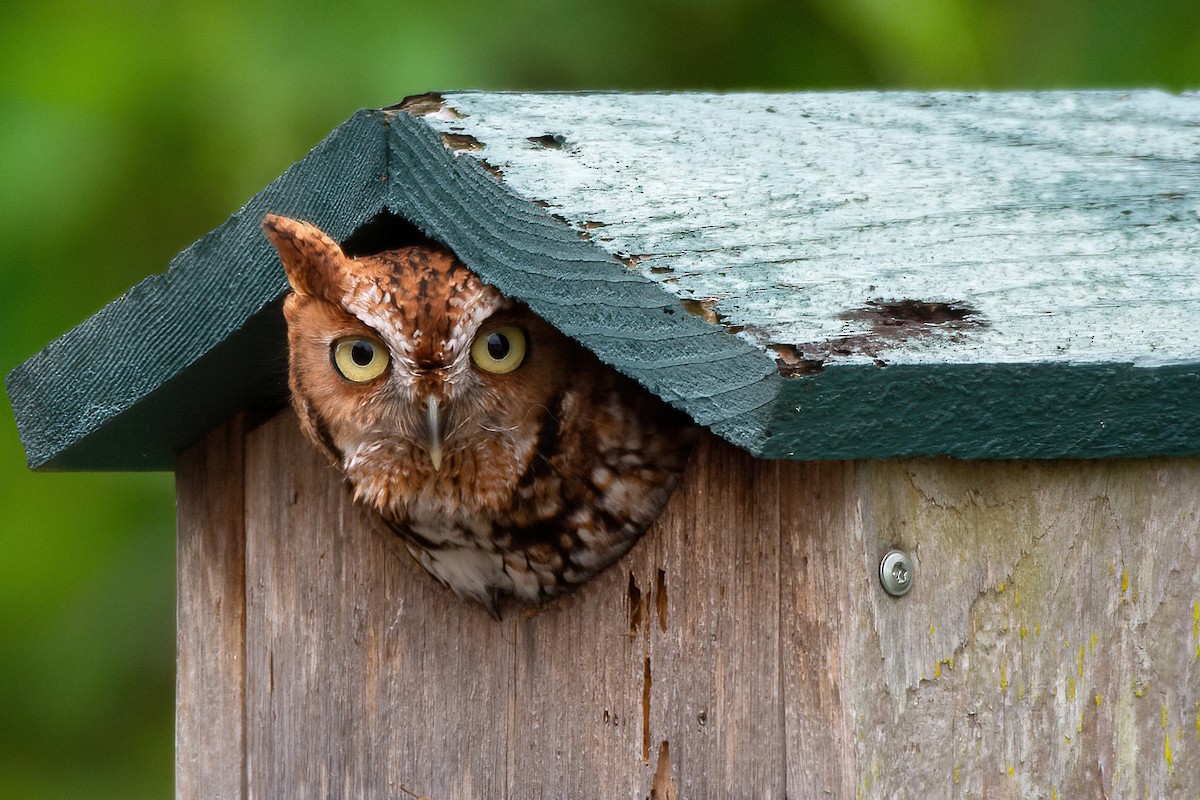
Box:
[8,90,1200,470]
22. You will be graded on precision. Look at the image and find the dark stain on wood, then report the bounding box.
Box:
[479,160,505,179]
[628,571,645,635]
[439,130,508,182]
[773,299,984,377]
[642,656,653,765]
[392,92,466,119]
[841,298,980,329]
[528,133,570,150]
[680,298,724,326]
[576,220,608,241]
[771,344,827,377]
[441,132,485,153]
[648,740,676,800]
[655,568,668,632]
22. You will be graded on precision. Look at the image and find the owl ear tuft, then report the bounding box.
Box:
[262,214,352,300]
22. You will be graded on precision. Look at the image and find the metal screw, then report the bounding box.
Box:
[879,549,914,597]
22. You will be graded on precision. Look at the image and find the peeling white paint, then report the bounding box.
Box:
[427,91,1200,368]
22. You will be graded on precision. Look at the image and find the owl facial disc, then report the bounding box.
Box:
[264,213,696,616]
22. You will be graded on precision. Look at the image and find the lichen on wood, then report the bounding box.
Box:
[175,410,1200,798]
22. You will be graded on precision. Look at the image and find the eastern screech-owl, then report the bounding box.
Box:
[262,215,694,616]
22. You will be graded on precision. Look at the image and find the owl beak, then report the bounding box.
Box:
[424,396,444,471]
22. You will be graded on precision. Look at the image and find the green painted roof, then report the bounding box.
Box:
[8,91,1200,470]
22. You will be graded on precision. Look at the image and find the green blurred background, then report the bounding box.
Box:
[0,1,1196,797]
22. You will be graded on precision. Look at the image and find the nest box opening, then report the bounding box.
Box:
[340,210,441,257]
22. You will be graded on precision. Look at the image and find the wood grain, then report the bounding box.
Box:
[178,409,1200,798]
[413,91,1200,461]
[8,109,391,470]
[644,441,786,799]
[242,408,514,800]
[429,92,1200,369]
[846,457,1200,798]
[176,415,247,800]
[779,459,856,798]
[17,92,1198,470]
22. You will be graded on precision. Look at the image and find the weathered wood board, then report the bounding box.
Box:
[177,410,1200,798]
[14,92,1200,470]
[424,92,1200,369]
[176,416,247,800]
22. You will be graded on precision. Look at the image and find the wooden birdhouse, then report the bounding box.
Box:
[8,91,1200,799]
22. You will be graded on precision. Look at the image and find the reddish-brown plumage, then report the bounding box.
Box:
[263,214,694,616]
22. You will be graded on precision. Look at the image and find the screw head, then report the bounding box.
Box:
[879,549,914,597]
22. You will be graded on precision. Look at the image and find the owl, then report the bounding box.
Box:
[262,214,695,617]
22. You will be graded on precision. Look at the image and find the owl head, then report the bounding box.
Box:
[262,214,694,610]
[262,214,586,518]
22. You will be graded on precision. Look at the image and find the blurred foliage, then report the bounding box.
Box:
[0,0,1195,797]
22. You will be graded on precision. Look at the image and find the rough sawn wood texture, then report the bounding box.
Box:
[10,91,1200,469]
[428,92,1200,368]
[412,91,1200,461]
[175,410,1200,799]
[176,415,247,800]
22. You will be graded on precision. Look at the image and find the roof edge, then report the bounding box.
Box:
[7,110,392,470]
[762,361,1200,460]
[9,93,1200,470]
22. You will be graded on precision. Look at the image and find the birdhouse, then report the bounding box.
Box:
[8,91,1200,799]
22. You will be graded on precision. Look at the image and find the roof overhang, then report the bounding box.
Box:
[8,91,1200,469]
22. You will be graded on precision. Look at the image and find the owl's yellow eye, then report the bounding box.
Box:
[470,326,527,374]
[332,337,389,383]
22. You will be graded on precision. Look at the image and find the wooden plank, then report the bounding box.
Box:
[644,438,786,799]
[778,459,856,798]
[7,109,391,471]
[15,92,1200,471]
[426,91,1200,369]
[225,407,1199,796]
[176,415,247,800]
[413,91,1200,460]
[242,409,514,799]
[767,361,1200,460]
[502,435,791,798]
[843,457,1200,798]
[502,546,647,798]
